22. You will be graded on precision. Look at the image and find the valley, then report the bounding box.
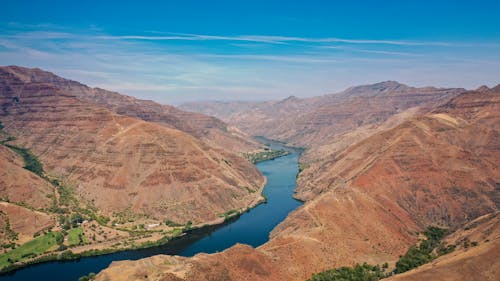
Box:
[96,84,498,280]
[1,2,498,280]
[0,67,498,281]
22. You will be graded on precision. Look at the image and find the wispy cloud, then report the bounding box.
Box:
[321,45,423,57]
[95,32,452,47]
[199,54,339,64]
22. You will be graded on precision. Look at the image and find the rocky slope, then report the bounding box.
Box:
[97,86,499,281]
[0,66,265,225]
[2,66,262,155]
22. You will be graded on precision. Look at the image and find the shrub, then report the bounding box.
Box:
[308,263,386,281]
[395,226,447,273]
[165,219,182,227]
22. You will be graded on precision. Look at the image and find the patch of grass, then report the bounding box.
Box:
[67,227,87,247]
[171,228,183,237]
[0,232,63,270]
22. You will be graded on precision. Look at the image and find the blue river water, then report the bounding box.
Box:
[0,142,302,281]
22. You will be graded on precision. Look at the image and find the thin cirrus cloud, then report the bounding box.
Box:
[1,26,500,103]
[95,32,453,46]
[3,28,455,47]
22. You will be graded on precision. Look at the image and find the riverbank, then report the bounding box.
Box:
[0,150,277,275]
[1,141,301,281]
[244,148,290,164]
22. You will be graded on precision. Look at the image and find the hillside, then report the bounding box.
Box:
[0,66,266,223]
[0,66,268,271]
[386,212,499,281]
[97,87,499,281]
[2,66,262,155]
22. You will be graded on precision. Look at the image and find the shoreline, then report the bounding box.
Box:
[0,152,279,276]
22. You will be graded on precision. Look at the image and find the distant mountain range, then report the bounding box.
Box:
[180,81,465,149]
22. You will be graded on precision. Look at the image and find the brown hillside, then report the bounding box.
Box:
[0,145,53,209]
[0,67,265,224]
[1,66,262,155]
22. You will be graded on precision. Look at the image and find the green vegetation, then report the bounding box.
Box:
[78,272,96,281]
[183,220,193,231]
[244,148,290,164]
[0,232,63,270]
[67,227,87,247]
[395,226,448,273]
[4,144,43,176]
[0,212,18,243]
[57,183,78,207]
[218,209,238,218]
[165,219,182,227]
[298,163,309,173]
[219,209,240,222]
[308,263,386,281]
[309,226,452,280]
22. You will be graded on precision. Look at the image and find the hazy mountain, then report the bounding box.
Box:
[181,81,465,149]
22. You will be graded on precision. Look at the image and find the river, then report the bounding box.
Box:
[0,141,302,281]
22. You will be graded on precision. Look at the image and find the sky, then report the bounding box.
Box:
[1,0,500,104]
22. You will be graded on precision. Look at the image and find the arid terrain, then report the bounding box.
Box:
[0,66,267,271]
[0,66,497,280]
[97,85,499,280]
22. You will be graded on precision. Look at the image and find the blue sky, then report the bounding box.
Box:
[1,0,499,104]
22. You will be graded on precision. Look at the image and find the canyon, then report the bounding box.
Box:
[96,84,498,280]
[0,67,497,280]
